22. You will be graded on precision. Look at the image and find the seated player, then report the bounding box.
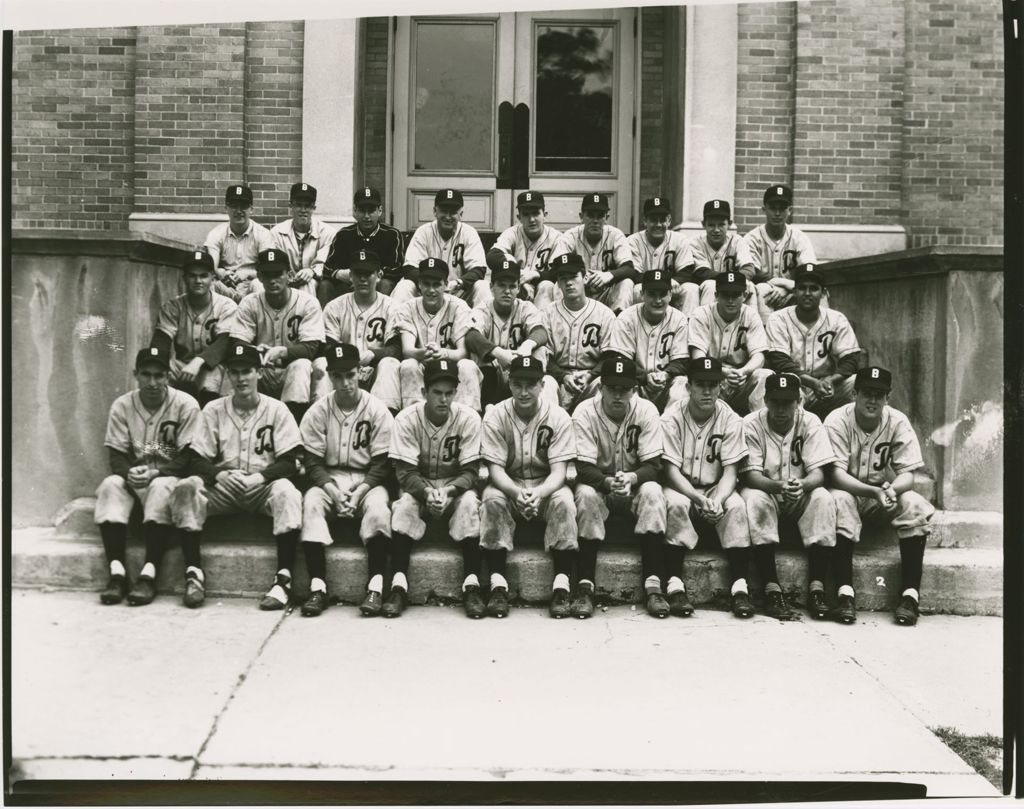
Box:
[825,367,935,626]
[739,372,837,621]
[686,270,772,415]
[480,356,578,619]
[627,196,698,314]
[389,359,484,618]
[226,248,325,424]
[546,193,635,314]
[661,358,753,619]
[765,266,861,418]
[606,269,689,411]
[94,347,200,607]
[298,344,395,618]
[690,199,757,307]
[487,190,561,303]
[393,188,490,307]
[151,250,237,405]
[171,343,304,611]
[270,182,335,298]
[204,183,273,302]
[539,253,616,413]
[372,258,482,414]
[572,356,666,620]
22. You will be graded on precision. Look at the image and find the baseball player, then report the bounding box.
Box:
[686,270,773,415]
[465,259,553,409]
[390,359,484,618]
[540,253,617,412]
[549,193,635,314]
[270,182,336,298]
[226,248,325,424]
[204,183,273,302]
[690,200,757,307]
[626,196,698,314]
[393,188,490,307]
[743,184,817,319]
[739,372,838,621]
[660,357,754,619]
[825,366,935,625]
[606,269,689,411]
[480,356,578,618]
[372,258,482,413]
[487,190,561,303]
[95,347,200,607]
[150,250,237,405]
[171,342,304,610]
[765,266,861,417]
[573,356,666,620]
[321,187,406,304]
[298,344,395,618]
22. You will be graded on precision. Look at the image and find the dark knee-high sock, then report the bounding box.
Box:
[834,535,855,589]
[461,538,482,581]
[99,523,127,566]
[899,536,927,593]
[551,548,575,579]
[664,543,686,582]
[303,542,327,582]
[484,547,507,578]
[275,530,299,573]
[753,544,780,588]
[390,533,413,580]
[726,547,751,587]
[180,530,203,570]
[640,534,667,584]
[366,534,388,580]
[807,543,831,588]
[577,539,599,585]
[143,523,172,568]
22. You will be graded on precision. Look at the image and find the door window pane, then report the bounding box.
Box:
[412,21,495,172]
[534,24,615,173]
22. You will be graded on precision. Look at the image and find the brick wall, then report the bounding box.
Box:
[11,28,137,231]
[360,18,390,213]
[638,7,665,225]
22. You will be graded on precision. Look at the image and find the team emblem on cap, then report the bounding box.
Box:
[267,250,275,261]
[150,348,158,356]
[713,201,721,209]
[779,377,788,388]
[702,359,712,370]
[364,189,371,197]
[235,346,244,355]
[776,187,784,196]
[334,347,343,359]
[359,250,366,261]
[591,195,600,203]
[654,197,661,206]
[301,184,308,191]
[523,358,531,367]
[615,361,623,373]
[439,360,449,370]
[194,251,202,260]
[525,193,533,201]
[235,187,242,195]
[871,368,879,378]
[446,190,453,199]
[727,272,736,282]
[428,258,435,267]
[654,271,662,281]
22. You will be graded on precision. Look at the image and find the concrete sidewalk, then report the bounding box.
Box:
[9,589,1002,798]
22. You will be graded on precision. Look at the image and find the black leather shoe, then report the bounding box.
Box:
[668,590,694,617]
[126,575,157,606]
[463,585,486,619]
[570,583,595,619]
[645,591,670,619]
[100,574,128,605]
[382,587,408,618]
[258,573,292,611]
[895,595,919,626]
[549,588,571,619]
[835,594,857,624]
[765,590,799,621]
[486,586,509,618]
[183,570,206,609]
[731,591,755,618]
[808,589,828,620]
[359,589,383,616]
[301,590,328,617]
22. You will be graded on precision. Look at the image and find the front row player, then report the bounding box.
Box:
[825,367,935,625]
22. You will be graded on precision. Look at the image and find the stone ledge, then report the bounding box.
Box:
[10,229,194,266]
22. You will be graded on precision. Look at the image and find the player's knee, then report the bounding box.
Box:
[574,483,602,508]
[96,475,126,498]
[270,478,301,507]
[636,481,666,509]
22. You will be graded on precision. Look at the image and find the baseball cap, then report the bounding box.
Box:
[689,356,725,382]
[350,249,381,274]
[423,359,460,386]
[715,271,746,293]
[516,191,545,210]
[354,186,382,207]
[600,355,637,387]
[581,193,610,212]
[493,259,521,282]
[642,269,671,292]
[325,343,360,372]
[135,346,171,371]
[765,372,801,401]
[643,196,671,216]
[855,366,893,393]
[551,253,585,277]
[508,355,544,381]
[418,257,449,281]
[764,184,793,205]
[225,184,253,207]
[290,182,317,204]
[183,249,215,273]
[256,248,288,274]
[792,265,826,287]
[434,188,464,209]
[703,199,732,220]
[224,342,262,368]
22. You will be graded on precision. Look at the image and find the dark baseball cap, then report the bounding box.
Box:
[225,184,253,207]
[642,269,672,292]
[325,343,360,372]
[517,191,545,209]
[256,249,288,274]
[600,355,637,387]
[765,372,801,401]
[715,271,746,293]
[350,249,381,274]
[703,199,732,220]
[418,257,449,281]
[290,182,317,204]
[434,188,464,209]
[493,259,521,282]
[183,249,215,273]
[354,187,382,207]
[135,346,171,370]
[855,366,892,393]
[643,196,671,216]
[689,356,725,382]
[225,342,262,368]
[792,265,827,288]
[764,184,793,205]
[423,358,461,386]
[551,253,585,276]
[508,355,544,381]
[581,193,610,212]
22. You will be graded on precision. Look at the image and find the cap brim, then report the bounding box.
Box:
[716,284,746,293]
[508,370,544,381]
[582,206,609,213]
[689,372,725,382]
[424,372,460,385]
[350,263,380,273]
[493,271,520,282]
[326,360,360,372]
[224,359,260,369]
[601,373,636,386]
[856,381,891,393]
[136,358,171,370]
[645,207,671,216]
[765,389,800,401]
[257,266,287,274]
[643,283,671,293]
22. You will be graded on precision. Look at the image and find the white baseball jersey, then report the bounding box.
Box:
[300,389,394,472]
[765,307,860,376]
[743,224,817,282]
[573,394,662,475]
[192,394,302,474]
[689,232,755,280]
[204,221,273,274]
[661,399,747,487]
[470,299,545,359]
[323,293,392,354]
[227,289,326,348]
[154,292,237,361]
[390,401,482,480]
[389,294,473,350]
[404,221,488,282]
[270,218,336,274]
[551,224,633,273]
[104,387,200,467]
[824,403,925,486]
[687,303,768,368]
[606,304,688,376]
[541,298,616,372]
[740,407,836,480]
[482,399,576,481]
[492,224,562,276]
[627,230,694,275]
